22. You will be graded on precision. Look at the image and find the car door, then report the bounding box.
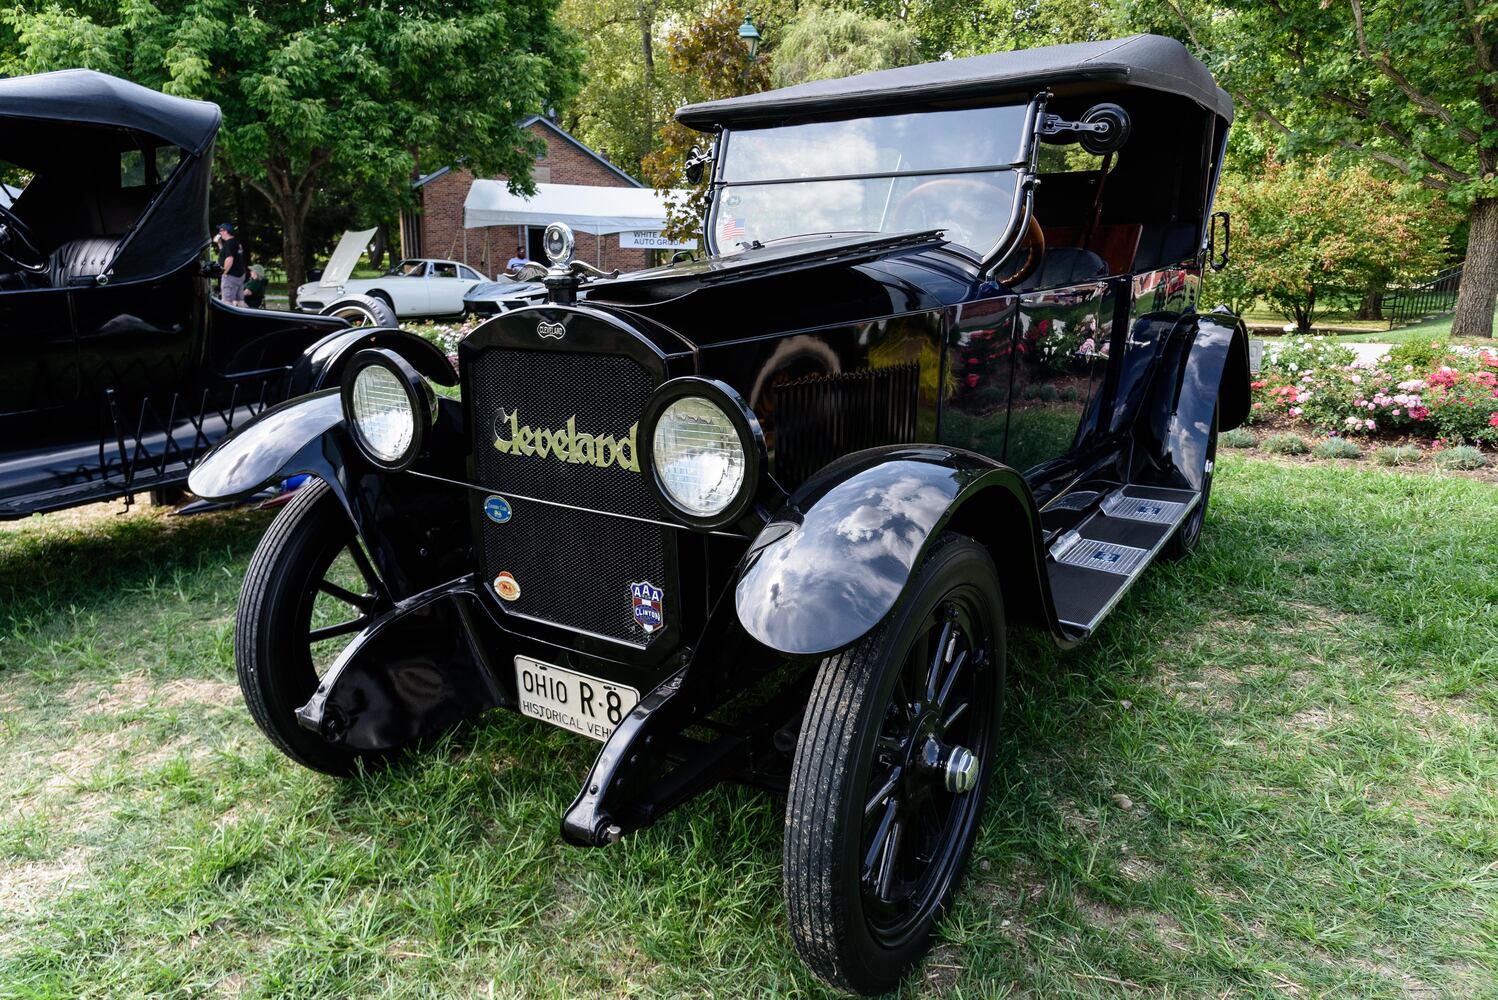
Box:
[0,285,78,421]
[380,260,429,318]
[427,261,466,314]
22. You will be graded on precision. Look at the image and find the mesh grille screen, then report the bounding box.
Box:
[469,348,671,646]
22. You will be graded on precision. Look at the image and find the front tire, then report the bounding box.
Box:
[784,533,1005,995]
[235,480,388,775]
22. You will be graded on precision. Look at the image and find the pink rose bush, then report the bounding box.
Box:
[1250,336,1498,446]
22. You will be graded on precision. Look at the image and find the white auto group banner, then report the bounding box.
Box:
[619,230,697,250]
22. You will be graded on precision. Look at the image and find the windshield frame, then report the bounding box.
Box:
[705,94,1046,272]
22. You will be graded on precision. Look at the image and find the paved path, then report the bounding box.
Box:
[1348,342,1392,365]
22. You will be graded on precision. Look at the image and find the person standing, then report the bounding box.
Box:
[214,222,247,304]
[506,244,529,272]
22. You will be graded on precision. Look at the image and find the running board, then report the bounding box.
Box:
[1046,485,1200,638]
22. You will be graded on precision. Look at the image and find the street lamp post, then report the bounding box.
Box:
[738,14,761,59]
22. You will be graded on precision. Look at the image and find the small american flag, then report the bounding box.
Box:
[717,215,746,243]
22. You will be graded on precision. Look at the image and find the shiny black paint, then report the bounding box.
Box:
[1,258,347,519]
[733,444,1058,656]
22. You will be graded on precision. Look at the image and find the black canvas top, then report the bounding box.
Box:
[0,69,220,152]
[677,34,1231,131]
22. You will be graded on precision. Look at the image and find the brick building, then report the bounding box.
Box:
[402,116,651,278]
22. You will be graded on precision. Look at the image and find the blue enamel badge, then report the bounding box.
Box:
[630,580,664,634]
[483,495,512,524]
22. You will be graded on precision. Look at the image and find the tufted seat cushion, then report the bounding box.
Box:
[48,236,123,287]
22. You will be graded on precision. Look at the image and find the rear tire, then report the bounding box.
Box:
[321,293,398,328]
[783,533,1005,995]
[235,479,388,776]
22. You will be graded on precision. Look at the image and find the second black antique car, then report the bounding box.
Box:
[0,70,444,519]
[192,34,1248,994]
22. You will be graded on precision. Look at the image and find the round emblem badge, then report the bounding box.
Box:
[483,495,512,524]
[493,571,521,601]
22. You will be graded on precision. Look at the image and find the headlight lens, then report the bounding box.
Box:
[349,364,416,463]
[652,396,746,516]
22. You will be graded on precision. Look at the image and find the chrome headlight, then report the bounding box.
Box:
[340,349,433,469]
[641,378,763,528]
[654,397,745,515]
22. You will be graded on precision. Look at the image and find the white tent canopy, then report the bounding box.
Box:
[463,180,687,235]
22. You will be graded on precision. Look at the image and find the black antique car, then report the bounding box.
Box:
[0,70,442,519]
[191,35,1248,994]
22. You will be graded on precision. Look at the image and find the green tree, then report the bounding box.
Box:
[1147,0,1498,337]
[2,0,581,301]
[640,1,770,241]
[770,5,919,88]
[559,0,701,178]
[1217,157,1453,332]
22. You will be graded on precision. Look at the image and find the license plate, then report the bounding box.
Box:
[513,655,640,742]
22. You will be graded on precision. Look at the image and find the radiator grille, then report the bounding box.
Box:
[468,348,671,646]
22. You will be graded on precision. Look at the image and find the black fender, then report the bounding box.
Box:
[288,326,457,397]
[187,389,349,503]
[1148,311,1250,491]
[733,444,1067,659]
[188,388,472,601]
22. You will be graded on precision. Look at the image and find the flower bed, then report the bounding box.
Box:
[1248,336,1498,448]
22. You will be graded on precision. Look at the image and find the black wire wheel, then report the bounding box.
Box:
[1163,403,1219,560]
[784,533,1005,995]
[235,479,390,775]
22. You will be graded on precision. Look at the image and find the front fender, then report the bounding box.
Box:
[288,327,458,397]
[734,445,1050,657]
[187,390,350,503]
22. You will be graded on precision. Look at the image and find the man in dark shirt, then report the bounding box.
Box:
[214,222,246,304]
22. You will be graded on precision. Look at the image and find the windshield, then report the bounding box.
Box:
[712,103,1031,255]
[391,260,426,277]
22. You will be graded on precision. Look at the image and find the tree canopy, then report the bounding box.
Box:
[770,5,919,88]
[2,0,582,298]
[1148,0,1498,336]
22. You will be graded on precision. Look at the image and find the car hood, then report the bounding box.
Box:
[581,230,948,307]
[319,227,377,287]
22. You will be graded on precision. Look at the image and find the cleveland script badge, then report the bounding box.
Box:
[629,580,664,634]
[536,320,565,340]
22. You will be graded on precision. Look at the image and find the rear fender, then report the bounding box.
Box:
[733,444,1067,658]
[288,327,457,397]
[1147,312,1250,490]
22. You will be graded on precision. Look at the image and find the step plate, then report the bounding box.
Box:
[1102,493,1189,525]
[1055,538,1150,576]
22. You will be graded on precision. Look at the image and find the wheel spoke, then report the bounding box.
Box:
[935,648,968,710]
[925,620,953,701]
[942,700,969,731]
[317,579,376,610]
[862,798,898,882]
[309,616,371,642]
[875,818,905,901]
[344,540,385,599]
[864,767,903,819]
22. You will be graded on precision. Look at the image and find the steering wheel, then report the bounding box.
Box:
[994,214,1045,287]
[0,203,47,274]
[888,177,1012,250]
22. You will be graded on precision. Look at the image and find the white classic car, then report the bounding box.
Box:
[295,228,489,319]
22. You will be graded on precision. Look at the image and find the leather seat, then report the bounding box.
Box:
[48,236,123,287]
[1014,246,1109,291]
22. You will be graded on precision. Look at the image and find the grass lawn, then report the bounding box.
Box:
[1,457,1495,998]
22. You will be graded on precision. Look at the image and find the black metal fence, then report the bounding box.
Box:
[1384,266,1462,330]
